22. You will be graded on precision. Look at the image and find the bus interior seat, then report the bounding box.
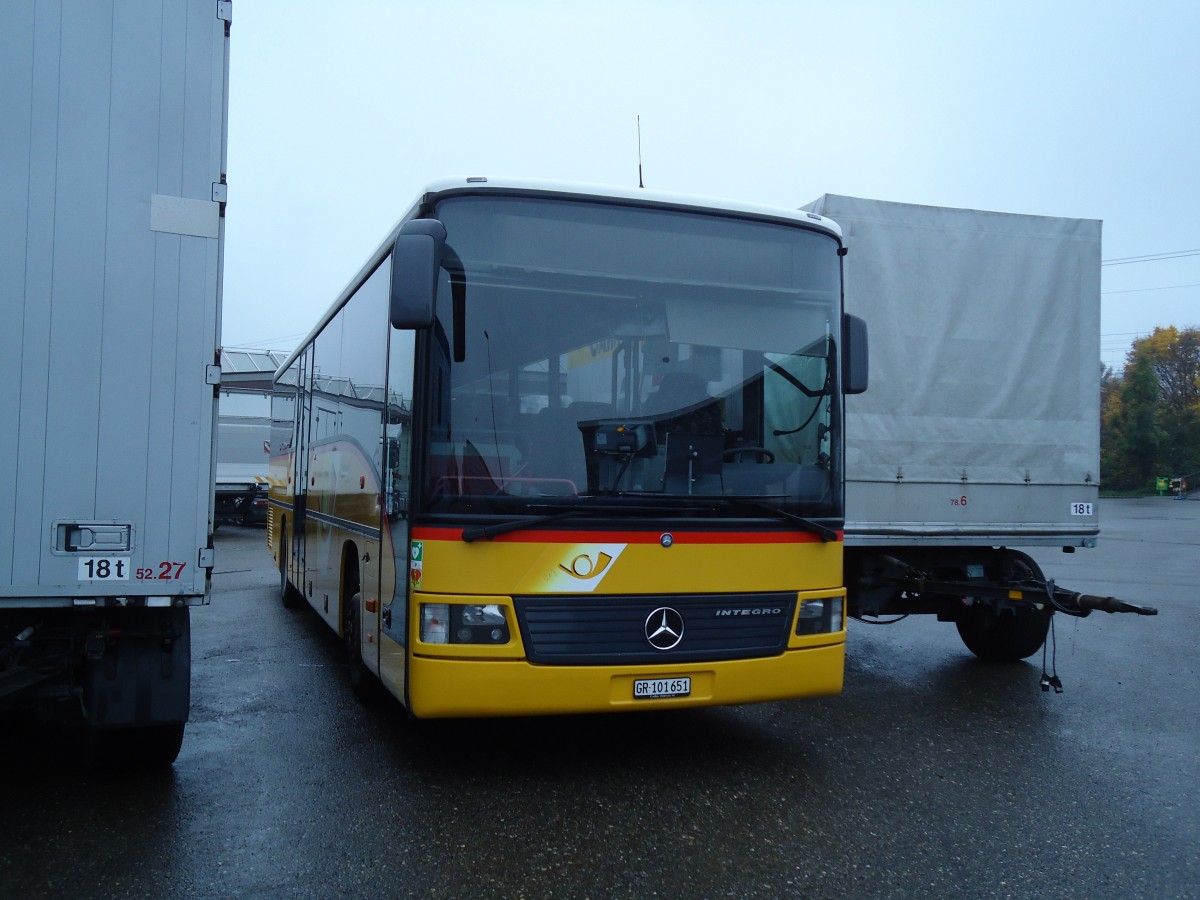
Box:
[526,401,613,492]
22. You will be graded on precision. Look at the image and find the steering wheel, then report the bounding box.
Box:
[723,447,775,463]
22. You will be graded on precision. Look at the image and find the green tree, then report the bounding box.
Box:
[1134,327,1200,476]
[1102,326,1200,490]
[1102,350,1163,490]
[1099,363,1124,483]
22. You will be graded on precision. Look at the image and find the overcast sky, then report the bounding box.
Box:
[221,1,1200,372]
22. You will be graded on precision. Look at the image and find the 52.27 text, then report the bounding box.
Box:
[138,562,186,580]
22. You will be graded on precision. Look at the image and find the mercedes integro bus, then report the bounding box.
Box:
[269,178,867,717]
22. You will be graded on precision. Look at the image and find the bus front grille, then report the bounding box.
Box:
[513,592,796,665]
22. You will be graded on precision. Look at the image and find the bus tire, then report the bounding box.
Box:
[345,592,379,700]
[280,534,301,609]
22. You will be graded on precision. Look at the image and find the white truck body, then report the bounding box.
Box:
[0,0,230,762]
[803,195,1101,548]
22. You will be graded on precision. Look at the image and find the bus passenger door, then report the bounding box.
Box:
[379,327,416,694]
[291,346,314,596]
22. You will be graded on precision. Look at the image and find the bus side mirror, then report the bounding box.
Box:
[842,313,868,395]
[389,219,447,329]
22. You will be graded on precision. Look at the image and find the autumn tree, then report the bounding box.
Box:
[1101,326,1200,490]
[1137,327,1200,476]
[1102,352,1163,489]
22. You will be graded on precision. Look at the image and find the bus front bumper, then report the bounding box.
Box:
[406,641,844,718]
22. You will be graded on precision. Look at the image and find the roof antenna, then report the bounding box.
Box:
[637,115,645,188]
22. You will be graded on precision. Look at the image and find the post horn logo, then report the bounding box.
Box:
[558,551,614,580]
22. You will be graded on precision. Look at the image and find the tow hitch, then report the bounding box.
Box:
[907,575,1159,618]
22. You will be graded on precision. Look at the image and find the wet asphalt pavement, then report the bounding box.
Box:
[2,498,1196,899]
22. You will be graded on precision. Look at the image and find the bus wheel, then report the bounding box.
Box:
[345,592,378,700]
[279,541,301,609]
[955,552,1051,661]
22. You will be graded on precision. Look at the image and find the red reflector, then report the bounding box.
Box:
[360,475,365,489]
[365,598,378,613]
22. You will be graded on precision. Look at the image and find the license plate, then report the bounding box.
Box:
[633,677,691,699]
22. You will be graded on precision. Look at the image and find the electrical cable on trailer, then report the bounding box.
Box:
[1040,614,1063,694]
[1041,577,1080,617]
[850,613,909,625]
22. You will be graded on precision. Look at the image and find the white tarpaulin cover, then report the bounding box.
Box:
[802,195,1101,538]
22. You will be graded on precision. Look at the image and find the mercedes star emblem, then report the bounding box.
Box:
[645,607,684,650]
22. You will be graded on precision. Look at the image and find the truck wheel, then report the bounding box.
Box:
[87,722,186,768]
[955,552,1051,661]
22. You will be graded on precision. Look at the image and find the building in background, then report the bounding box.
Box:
[217,349,288,526]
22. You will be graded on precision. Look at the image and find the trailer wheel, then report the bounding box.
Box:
[955,552,1051,661]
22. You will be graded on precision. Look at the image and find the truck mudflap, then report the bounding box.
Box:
[83,606,191,728]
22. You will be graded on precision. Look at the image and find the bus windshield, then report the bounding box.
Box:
[422,195,843,519]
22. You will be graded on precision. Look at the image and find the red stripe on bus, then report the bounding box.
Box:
[410,526,839,544]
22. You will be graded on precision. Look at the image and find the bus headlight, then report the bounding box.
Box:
[420,603,511,644]
[421,603,450,643]
[796,597,844,636]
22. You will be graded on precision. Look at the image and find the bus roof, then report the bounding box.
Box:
[413,177,843,239]
[275,177,842,379]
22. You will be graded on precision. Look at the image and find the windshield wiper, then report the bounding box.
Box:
[460,497,704,542]
[733,499,839,542]
[462,508,594,543]
[461,500,633,543]
[462,496,833,543]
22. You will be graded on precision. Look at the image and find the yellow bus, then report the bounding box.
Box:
[269,178,867,717]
